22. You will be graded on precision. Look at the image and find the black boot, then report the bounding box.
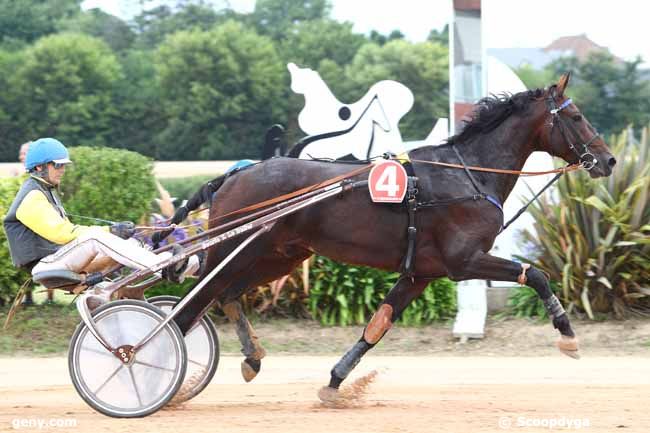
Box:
[162,244,189,283]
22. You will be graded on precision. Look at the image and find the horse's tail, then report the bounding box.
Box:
[151,174,228,245]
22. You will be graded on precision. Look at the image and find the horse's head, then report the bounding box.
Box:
[537,73,616,178]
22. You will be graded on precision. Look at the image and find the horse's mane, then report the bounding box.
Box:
[447,88,545,145]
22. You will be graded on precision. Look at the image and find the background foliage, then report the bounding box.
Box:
[10,33,123,152]
[154,20,285,159]
[0,0,450,162]
[309,256,456,326]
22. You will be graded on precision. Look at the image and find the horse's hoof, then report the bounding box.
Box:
[241,358,261,382]
[557,335,580,359]
[317,386,341,404]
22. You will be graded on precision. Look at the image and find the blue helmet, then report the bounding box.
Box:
[25,138,72,171]
[226,159,254,173]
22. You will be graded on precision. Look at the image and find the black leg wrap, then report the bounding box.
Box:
[543,294,565,319]
[544,295,574,336]
[328,374,344,389]
[552,313,575,337]
[329,339,373,389]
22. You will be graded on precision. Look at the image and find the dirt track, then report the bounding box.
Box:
[2,355,650,433]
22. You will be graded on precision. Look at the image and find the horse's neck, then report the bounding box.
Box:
[457,115,538,204]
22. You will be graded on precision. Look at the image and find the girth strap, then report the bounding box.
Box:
[399,158,418,278]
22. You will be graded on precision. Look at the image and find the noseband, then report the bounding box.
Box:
[545,92,600,171]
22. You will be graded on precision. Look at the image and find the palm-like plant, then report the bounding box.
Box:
[519,127,650,318]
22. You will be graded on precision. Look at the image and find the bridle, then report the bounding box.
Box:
[545,89,600,171]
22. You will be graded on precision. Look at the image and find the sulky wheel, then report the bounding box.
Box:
[68,299,187,418]
[147,295,220,404]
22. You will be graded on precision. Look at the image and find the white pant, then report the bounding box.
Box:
[32,227,173,276]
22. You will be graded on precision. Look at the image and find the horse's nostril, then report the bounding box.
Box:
[608,157,617,167]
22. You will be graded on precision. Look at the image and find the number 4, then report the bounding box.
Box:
[375,165,399,196]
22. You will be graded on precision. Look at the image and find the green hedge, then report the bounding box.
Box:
[60,146,156,223]
[308,256,456,326]
[0,176,33,305]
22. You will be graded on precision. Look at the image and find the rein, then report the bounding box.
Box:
[398,158,582,176]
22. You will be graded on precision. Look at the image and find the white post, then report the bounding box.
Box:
[450,0,488,341]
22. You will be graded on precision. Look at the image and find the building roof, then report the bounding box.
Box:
[489,34,622,70]
[544,34,621,62]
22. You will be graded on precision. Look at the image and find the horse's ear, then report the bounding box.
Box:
[556,72,571,96]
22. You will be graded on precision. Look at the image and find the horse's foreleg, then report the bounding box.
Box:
[449,252,578,358]
[222,300,266,382]
[319,277,429,402]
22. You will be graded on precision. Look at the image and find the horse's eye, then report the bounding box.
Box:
[572,114,582,122]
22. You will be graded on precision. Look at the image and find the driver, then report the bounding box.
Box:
[3,138,201,291]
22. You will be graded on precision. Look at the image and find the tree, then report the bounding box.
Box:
[132,2,234,48]
[10,33,123,148]
[251,0,331,41]
[344,40,449,141]
[0,49,25,161]
[110,49,165,157]
[514,63,554,90]
[368,29,405,46]
[279,19,365,69]
[427,24,448,47]
[58,9,136,53]
[154,20,285,159]
[0,0,81,44]
[545,52,650,136]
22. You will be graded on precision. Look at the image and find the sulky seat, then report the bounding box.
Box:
[32,270,84,289]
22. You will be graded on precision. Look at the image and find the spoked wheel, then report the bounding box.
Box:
[147,295,220,404]
[68,300,187,418]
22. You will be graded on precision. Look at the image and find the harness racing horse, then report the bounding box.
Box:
[168,73,616,402]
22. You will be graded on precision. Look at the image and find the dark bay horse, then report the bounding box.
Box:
[170,74,616,401]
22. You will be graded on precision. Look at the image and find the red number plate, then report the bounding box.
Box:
[368,160,407,203]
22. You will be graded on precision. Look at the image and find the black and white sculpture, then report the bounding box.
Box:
[288,62,420,160]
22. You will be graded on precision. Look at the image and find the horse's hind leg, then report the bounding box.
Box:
[222,300,267,382]
[212,246,312,382]
[319,276,429,403]
[447,251,579,358]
